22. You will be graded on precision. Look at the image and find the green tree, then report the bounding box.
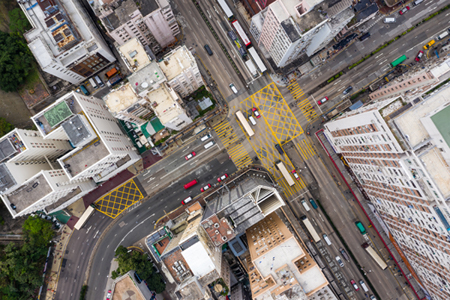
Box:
[112,246,166,293]
[0,118,14,138]
[8,8,31,35]
[0,31,34,92]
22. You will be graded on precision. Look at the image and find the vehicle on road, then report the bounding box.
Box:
[359,32,370,42]
[204,44,213,55]
[369,295,377,300]
[249,115,257,126]
[236,111,255,137]
[323,234,332,245]
[276,161,295,186]
[340,248,350,261]
[217,0,233,20]
[362,242,388,270]
[301,200,311,212]
[301,216,321,242]
[359,280,369,292]
[183,179,198,190]
[201,184,212,192]
[185,152,196,160]
[355,221,367,234]
[106,290,112,300]
[343,86,353,95]
[182,196,193,205]
[390,55,407,67]
[336,256,344,267]
[317,97,328,105]
[74,205,95,230]
[229,83,238,94]
[275,144,284,155]
[217,174,228,182]
[423,40,435,50]
[437,31,449,40]
[89,78,98,89]
[412,0,423,6]
[79,85,90,96]
[291,169,299,180]
[350,279,359,291]
[252,107,261,118]
[204,141,215,149]
[415,50,424,61]
[399,6,409,15]
[95,75,104,87]
[309,198,318,209]
[384,17,396,23]
[200,134,212,142]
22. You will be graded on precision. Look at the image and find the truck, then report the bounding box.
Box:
[74,205,96,230]
[106,67,118,78]
[107,74,122,87]
[245,60,258,77]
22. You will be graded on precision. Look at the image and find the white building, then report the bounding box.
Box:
[19,0,116,84]
[0,129,95,218]
[158,46,204,98]
[249,0,353,67]
[146,83,193,131]
[32,92,141,183]
[323,89,450,299]
[99,0,179,54]
[118,38,152,73]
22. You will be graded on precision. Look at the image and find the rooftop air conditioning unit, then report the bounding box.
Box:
[222,236,227,241]
[214,223,220,228]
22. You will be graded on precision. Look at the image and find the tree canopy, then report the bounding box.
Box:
[0,118,14,137]
[8,8,31,35]
[0,30,34,92]
[0,216,54,299]
[112,245,166,293]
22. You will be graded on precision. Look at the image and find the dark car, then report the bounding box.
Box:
[343,86,353,95]
[204,44,213,56]
[10,203,16,210]
[359,32,371,42]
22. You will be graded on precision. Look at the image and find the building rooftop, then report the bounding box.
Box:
[0,164,17,193]
[140,0,161,16]
[430,105,450,148]
[102,0,138,31]
[119,38,151,72]
[128,62,166,95]
[421,148,450,199]
[44,101,73,128]
[158,46,196,81]
[104,83,140,114]
[270,1,290,21]
[0,132,22,163]
[7,173,52,213]
[175,277,205,300]
[146,84,182,124]
[280,18,301,42]
[61,115,95,147]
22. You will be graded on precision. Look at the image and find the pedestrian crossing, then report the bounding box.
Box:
[287,82,318,122]
[213,121,253,170]
[296,139,316,160]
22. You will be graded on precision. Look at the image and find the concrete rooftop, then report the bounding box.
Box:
[128,62,166,95]
[8,173,52,213]
[119,38,151,71]
[104,84,140,114]
[430,105,450,148]
[61,115,95,147]
[420,147,450,199]
[146,84,182,124]
[158,46,196,81]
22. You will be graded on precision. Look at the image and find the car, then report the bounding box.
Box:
[201,184,212,192]
[106,290,112,300]
[217,174,228,182]
[317,97,328,105]
[185,151,196,160]
[343,86,353,95]
[350,279,359,291]
[369,295,377,300]
[291,170,300,180]
[399,6,409,15]
[415,50,424,62]
[335,256,344,267]
[252,107,261,118]
[10,203,16,210]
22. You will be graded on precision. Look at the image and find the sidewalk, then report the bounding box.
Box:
[314,129,425,300]
[43,227,73,300]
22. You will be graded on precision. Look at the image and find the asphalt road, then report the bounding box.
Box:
[54,134,237,300]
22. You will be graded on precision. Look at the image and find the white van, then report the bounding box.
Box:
[301,200,311,212]
[89,78,98,89]
[200,134,211,142]
[94,75,105,87]
[229,83,238,94]
[204,141,215,149]
[249,116,257,126]
[323,234,332,245]
[437,31,449,40]
[383,17,396,23]
[359,280,369,292]
[412,0,423,6]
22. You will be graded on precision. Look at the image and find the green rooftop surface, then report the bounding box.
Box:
[431,105,450,148]
[150,117,164,133]
[44,101,73,128]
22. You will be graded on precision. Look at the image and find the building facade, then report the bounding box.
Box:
[19,0,115,84]
[99,0,179,54]
[249,0,353,67]
[323,91,450,299]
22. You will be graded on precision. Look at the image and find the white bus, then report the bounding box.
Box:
[276,161,295,186]
[301,216,321,243]
[217,0,233,20]
[236,111,254,137]
[248,47,267,73]
[232,20,251,47]
[361,242,388,270]
[74,205,95,230]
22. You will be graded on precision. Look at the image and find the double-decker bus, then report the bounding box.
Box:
[276,161,295,186]
[361,242,388,270]
[232,21,251,47]
[235,111,254,137]
[74,205,96,230]
[217,0,233,20]
[248,47,267,73]
[301,216,321,243]
[184,179,198,189]
[390,55,407,67]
